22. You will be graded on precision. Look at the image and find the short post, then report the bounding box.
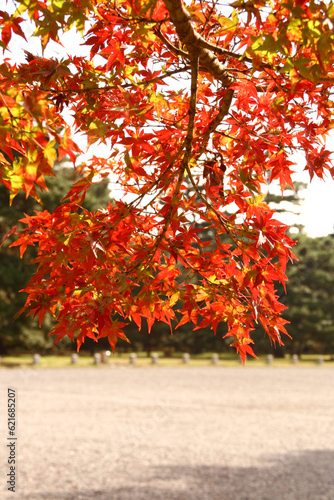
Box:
[71,353,79,365]
[151,353,159,364]
[211,353,219,365]
[182,353,190,364]
[33,354,40,365]
[317,355,324,365]
[266,354,274,365]
[292,354,299,365]
[101,350,111,364]
[129,353,137,364]
[94,353,101,365]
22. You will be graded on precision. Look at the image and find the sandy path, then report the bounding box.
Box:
[1,366,334,499]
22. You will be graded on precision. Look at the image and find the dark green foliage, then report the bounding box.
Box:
[0,166,111,354]
[253,184,334,357]
[281,234,334,355]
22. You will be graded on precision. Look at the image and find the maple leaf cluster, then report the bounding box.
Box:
[1,0,334,363]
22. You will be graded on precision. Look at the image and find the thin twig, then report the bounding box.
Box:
[200,0,218,35]
[196,88,234,160]
[184,161,258,265]
[40,67,188,96]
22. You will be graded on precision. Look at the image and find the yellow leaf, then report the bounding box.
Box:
[169,292,180,307]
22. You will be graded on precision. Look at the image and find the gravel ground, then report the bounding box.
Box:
[1,365,334,500]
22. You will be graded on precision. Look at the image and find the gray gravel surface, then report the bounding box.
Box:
[1,366,334,499]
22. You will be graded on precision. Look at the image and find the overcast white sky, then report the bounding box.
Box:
[300,172,334,237]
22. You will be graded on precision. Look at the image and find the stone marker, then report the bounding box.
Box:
[292,354,298,365]
[266,354,274,365]
[94,353,101,365]
[182,353,190,364]
[211,353,219,365]
[129,353,137,364]
[33,354,40,365]
[151,353,159,364]
[101,350,111,364]
[71,353,79,365]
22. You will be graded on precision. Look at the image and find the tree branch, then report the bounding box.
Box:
[163,0,235,87]
[154,26,189,58]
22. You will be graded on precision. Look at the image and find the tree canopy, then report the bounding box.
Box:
[1,0,334,362]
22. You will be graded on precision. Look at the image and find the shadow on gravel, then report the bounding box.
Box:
[23,449,334,500]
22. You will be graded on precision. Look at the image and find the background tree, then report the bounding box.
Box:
[0,164,111,353]
[1,0,334,362]
[280,233,334,356]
